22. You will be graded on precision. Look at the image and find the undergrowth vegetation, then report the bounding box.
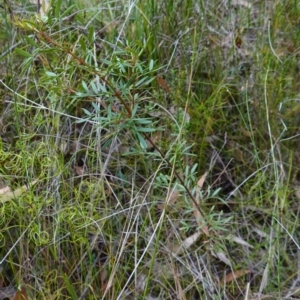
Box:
[0,0,300,299]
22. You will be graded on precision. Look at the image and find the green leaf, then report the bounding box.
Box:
[136,62,144,73]
[124,75,136,89]
[144,77,155,85]
[92,102,99,111]
[136,127,156,132]
[82,108,91,116]
[93,116,109,123]
[15,48,32,58]
[55,0,62,18]
[90,81,98,95]
[24,36,39,47]
[100,59,113,67]
[20,20,37,30]
[62,273,78,300]
[212,188,222,197]
[82,81,90,93]
[118,62,126,73]
[74,92,89,98]
[191,163,198,174]
[134,76,148,87]
[107,104,112,118]
[39,48,60,54]
[88,26,95,44]
[136,132,147,149]
[76,118,89,123]
[133,118,153,125]
[20,56,34,74]
[98,81,107,93]
[45,71,57,77]
[149,59,154,71]
[131,104,139,118]
[79,36,87,52]
[60,4,75,18]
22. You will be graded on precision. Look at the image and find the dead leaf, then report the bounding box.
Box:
[101,20,119,34]
[197,172,208,189]
[0,180,38,203]
[0,186,11,195]
[100,268,108,293]
[240,127,253,137]
[75,165,85,176]
[157,76,170,93]
[192,172,210,236]
[259,263,269,293]
[157,189,179,211]
[172,231,202,255]
[219,269,251,286]
[212,250,232,266]
[0,286,17,300]
[192,197,210,235]
[37,54,49,67]
[208,35,220,47]
[235,35,243,48]
[146,131,162,148]
[192,206,209,236]
[227,234,253,248]
[29,0,50,19]
[231,0,252,8]
[12,286,28,300]
[135,273,147,293]
[221,31,235,48]
[171,262,186,300]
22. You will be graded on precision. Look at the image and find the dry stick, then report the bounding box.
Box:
[36,30,209,234]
